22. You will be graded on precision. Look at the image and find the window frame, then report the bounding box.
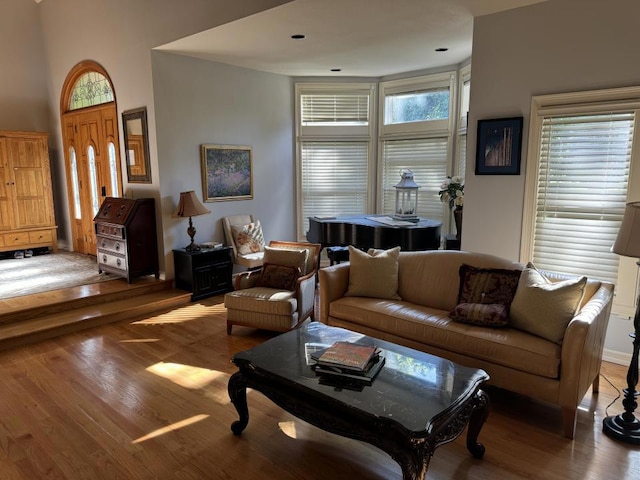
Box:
[521,86,640,317]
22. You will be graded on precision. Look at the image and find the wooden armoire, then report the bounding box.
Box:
[0,131,58,253]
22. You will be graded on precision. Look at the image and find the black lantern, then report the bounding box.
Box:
[393,169,420,222]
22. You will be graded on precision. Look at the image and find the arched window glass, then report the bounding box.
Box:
[69,71,114,110]
[87,146,100,216]
[69,147,81,219]
[108,142,119,197]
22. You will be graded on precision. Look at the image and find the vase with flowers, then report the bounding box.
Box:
[438,176,464,239]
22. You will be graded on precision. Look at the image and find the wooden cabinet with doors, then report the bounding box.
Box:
[0,131,58,253]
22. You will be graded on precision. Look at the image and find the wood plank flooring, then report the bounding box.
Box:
[0,295,638,479]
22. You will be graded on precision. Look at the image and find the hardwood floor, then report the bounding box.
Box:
[0,295,637,479]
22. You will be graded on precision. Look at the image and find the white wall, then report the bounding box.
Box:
[466,0,640,358]
[151,52,295,276]
[35,0,291,268]
[0,0,49,132]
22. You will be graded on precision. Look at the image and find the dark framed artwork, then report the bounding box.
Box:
[201,144,253,202]
[475,117,523,175]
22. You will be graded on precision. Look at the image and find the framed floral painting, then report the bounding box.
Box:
[201,144,253,201]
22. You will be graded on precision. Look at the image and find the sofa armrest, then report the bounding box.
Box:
[318,263,351,324]
[234,269,261,290]
[296,271,317,320]
[558,282,615,408]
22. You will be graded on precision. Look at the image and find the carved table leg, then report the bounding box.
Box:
[396,445,433,480]
[228,371,249,435]
[466,389,489,459]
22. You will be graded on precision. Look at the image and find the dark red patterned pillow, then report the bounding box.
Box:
[457,264,521,306]
[449,303,510,327]
[256,263,300,290]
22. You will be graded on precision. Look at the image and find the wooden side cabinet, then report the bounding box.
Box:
[173,247,233,301]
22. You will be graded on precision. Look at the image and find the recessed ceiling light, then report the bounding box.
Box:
[291,34,305,40]
[435,47,448,52]
[331,68,342,72]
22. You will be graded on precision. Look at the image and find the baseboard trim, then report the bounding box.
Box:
[603,348,632,366]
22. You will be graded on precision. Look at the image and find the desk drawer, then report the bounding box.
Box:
[98,252,127,272]
[97,236,127,255]
[96,223,125,239]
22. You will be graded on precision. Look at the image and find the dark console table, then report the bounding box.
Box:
[173,247,233,300]
[228,322,489,480]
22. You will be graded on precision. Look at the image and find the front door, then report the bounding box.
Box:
[61,105,122,255]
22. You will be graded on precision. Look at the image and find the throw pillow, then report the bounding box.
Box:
[263,246,309,275]
[457,264,521,305]
[256,263,300,290]
[449,303,510,327]
[510,263,587,344]
[231,221,265,255]
[345,246,401,300]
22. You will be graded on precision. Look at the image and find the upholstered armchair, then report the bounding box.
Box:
[221,214,265,269]
[224,241,321,334]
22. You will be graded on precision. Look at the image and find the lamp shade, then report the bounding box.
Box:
[612,201,640,258]
[172,191,210,218]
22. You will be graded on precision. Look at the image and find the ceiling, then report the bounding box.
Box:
[155,0,547,77]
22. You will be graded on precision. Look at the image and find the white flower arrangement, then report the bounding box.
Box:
[438,176,464,209]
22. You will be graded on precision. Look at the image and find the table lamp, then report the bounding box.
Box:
[172,191,210,251]
[603,201,640,444]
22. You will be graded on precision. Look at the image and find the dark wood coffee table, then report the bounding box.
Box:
[228,322,489,480]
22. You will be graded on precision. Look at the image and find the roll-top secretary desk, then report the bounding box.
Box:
[94,197,159,282]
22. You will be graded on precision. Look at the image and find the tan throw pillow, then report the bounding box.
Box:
[231,221,265,255]
[450,303,510,327]
[256,263,300,290]
[510,263,587,344]
[263,246,309,275]
[345,246,401,300]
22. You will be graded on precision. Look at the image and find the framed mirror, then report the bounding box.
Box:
[122,107,151,183]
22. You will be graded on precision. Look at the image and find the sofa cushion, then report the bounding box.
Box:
[263,245,309,274]
[450,302,510,327]
[457,264,521,305]
[510,263,587,344]
[231,220,265,255]
[224,287,297,315]
[328,297,561,379]
[345,246,401,300]
[256,263,300,291]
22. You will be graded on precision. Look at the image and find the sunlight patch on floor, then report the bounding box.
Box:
[131,302,226,325]
[278,420,298,439]
[132,414,209,444]
[146,361,225,389]
[119,338,160,343]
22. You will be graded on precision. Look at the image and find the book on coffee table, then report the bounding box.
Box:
[312,341,380,372]
[314,354,385,386]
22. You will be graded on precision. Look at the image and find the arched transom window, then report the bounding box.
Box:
[68,71,114,110]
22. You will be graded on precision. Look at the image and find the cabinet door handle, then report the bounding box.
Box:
[115,242,120,251]
[103,255,107,263]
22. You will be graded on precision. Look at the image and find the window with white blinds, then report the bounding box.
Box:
[300,141,370,233]
[531,113,634,284]
[296,83,375,238]
[301,94,369,126]
[381,138,449,222]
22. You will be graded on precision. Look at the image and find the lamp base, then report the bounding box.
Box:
[185,242,200,252]
[603,413,640,444]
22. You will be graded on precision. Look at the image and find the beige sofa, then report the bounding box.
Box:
[318,249,614,439]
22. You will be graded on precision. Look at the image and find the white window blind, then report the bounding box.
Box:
[301,141,369,233]
[532,113,634,284]
[301,94,369,125]
[381,138,448,222]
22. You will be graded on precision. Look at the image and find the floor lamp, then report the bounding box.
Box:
[172,191,210,251]
[603,201,640,444]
